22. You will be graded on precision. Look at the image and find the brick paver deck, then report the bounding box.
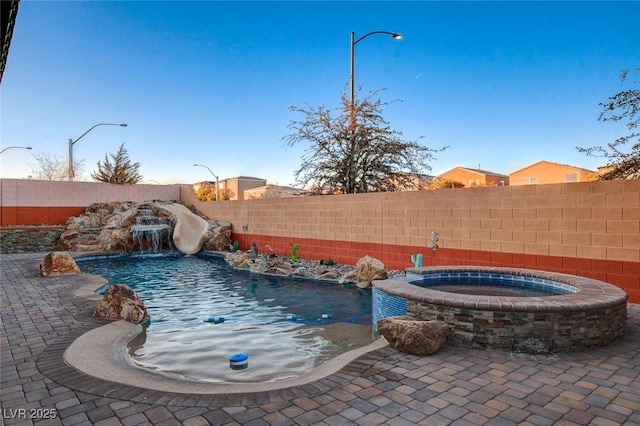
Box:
[1,252,639,425]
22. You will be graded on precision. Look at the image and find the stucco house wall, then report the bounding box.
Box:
[510,160,598,185]
[218,176,267,200]
[437,167,509,187]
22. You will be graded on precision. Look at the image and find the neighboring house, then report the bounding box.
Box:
[244,184,308,199]
[193,176,267,200]
[219,176,267,200]
[437,167,509,187]
[509,161,598,185]
[192,181,215,193]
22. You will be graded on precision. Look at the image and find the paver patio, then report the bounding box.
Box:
[1,252,639,425]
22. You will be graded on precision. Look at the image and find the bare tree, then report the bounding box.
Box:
[28,152,85,181]
[91,143,142,184]
[578,68,640,180]
[283,88,444,193]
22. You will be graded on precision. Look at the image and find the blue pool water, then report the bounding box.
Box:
[414,275,576,296]
[78,254,374,383]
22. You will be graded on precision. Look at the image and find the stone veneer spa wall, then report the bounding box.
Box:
[373,266,628,353]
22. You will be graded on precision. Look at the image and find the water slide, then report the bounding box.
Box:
[157,203,208,254]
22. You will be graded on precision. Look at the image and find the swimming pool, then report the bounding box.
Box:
[78,254,374,383]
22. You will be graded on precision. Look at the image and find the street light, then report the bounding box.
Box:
[194,163,220,201]
[348,30,402,192]
[68,123,127,181]
[0,146,32,155]
[350,31,402,112]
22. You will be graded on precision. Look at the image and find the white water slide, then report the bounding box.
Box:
[157,203,208,255]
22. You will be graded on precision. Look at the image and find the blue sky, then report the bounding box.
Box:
[1,1,638,185]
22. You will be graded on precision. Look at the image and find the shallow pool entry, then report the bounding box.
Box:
[78,254,374,383]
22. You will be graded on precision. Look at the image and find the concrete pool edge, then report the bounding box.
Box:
[70,278,388,395]
[64,320,389,395]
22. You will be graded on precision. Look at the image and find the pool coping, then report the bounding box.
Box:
[374,266,629,312]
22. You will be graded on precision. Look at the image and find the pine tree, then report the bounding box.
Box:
[91,143,142,184]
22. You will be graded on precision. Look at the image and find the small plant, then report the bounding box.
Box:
[233,241,239,250]
[324,258,336,266]
[288,243,300,262]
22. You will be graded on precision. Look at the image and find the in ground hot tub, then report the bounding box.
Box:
[373,266,628,353]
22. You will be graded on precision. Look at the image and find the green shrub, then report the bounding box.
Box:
[288,243,300,262]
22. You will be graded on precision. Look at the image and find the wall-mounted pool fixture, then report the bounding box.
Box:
[373,266,628,354]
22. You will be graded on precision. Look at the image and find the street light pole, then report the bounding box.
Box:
[194,164,220,201]
[349,31,402,113]
[68,123,127,181]
[0,146,32,155]
[348,30,402,192]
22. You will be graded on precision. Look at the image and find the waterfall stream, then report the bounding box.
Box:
[130,209,172,252]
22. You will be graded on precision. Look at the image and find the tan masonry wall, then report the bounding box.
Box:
[0,179,181,225]
[1,178,638,302]
[183,180,640,302]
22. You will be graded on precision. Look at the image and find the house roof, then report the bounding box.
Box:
[509,160,596,175]
[439,166,508,178]
[224,176,267,181]
[1,0,20,85]
[245,184,307,192]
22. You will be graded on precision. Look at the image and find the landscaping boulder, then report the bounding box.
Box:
[55,229,79,251]
[227,252,252,267]
[293,266,314,277]
[339,269,358,284]
[202,220,232,251]
[355,255,388,288]
[40,251,81,276]
[318,270,339,280]
[377,316,449,355]
[94,284,149,325]
[264,260,295,275]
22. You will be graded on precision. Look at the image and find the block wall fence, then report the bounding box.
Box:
[183,180,640,303]
[1,178,639,302]
[0,179,181,225]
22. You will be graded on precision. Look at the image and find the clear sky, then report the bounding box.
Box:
[1,1,638,185]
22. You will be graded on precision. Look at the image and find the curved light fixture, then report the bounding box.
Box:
[350,30,403,109]
[68,123,128,181]
[0,146,32,155]
[194,163,220,201]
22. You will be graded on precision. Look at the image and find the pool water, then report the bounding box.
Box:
[414,276,574,297]
[78,254,374,383]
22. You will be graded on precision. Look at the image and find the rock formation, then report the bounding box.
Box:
[40,251,81,276]
[55,201,231,254]
[355,255,388,288]
[94,284,149,325]
[222,252,399,285]
[377,316,449,355]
